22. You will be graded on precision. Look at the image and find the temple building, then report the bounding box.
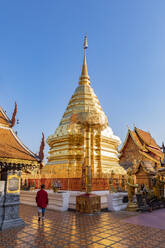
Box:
[119,126,164,186]
[0,105,40,182]
[41,36,126,191]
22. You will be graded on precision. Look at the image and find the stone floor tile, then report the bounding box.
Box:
[1,205,165,248]
[98,238,115,246]
[97,232,111,238]
[108,236,122,242]
[111,243,130,248]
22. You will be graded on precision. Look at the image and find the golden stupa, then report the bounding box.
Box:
[41,36,126,191]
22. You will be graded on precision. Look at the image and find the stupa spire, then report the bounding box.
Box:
[79,35,90,85]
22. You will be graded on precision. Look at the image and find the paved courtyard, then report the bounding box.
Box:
[0,205,165,248]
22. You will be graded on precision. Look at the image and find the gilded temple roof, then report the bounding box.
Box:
[135,127,160,150]
[0,106,40,165]
[120,126,164,163]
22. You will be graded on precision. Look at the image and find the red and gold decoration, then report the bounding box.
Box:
[38,132,45,170]
[11,102,17,127]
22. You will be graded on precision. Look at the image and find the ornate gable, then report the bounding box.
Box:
[120,126,163,170]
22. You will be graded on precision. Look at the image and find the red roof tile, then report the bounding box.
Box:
[130,131,145,150]
[0,127,39,162]
[120,126,164,163]
[135,127,161,150]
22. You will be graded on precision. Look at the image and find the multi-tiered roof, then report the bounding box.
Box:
[120,126,164,172]
[0,106,40,170]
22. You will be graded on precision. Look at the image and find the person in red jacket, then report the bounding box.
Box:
[36,184,48,222]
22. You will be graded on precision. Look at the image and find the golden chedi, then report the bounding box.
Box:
[41,36,126,190]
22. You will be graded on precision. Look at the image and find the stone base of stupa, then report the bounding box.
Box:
[20,190,109,210]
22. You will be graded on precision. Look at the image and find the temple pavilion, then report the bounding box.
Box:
[0,105,40,181]
[119,126,164,186]
[41,36,126,191]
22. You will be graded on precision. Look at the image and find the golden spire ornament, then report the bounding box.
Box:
[79,35,90,84]
[83,35,88,49]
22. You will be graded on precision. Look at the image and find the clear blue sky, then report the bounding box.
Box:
[0,1,165,160]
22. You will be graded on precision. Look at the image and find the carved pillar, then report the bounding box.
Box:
[97,128,102,178]
[86,126,91,168]
[91,128,94,177]
[81,129,86,191]
[86,126,92,193]
[68,134,72,190]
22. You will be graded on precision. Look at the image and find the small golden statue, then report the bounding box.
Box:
[126,168,138,211]
[51,179,61,193]
[153,173,165,200]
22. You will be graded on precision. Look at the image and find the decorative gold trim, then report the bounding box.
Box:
[119,130,131,154]
[0,123,10,128]
[0,157,39,165]
[130,131,147,151]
